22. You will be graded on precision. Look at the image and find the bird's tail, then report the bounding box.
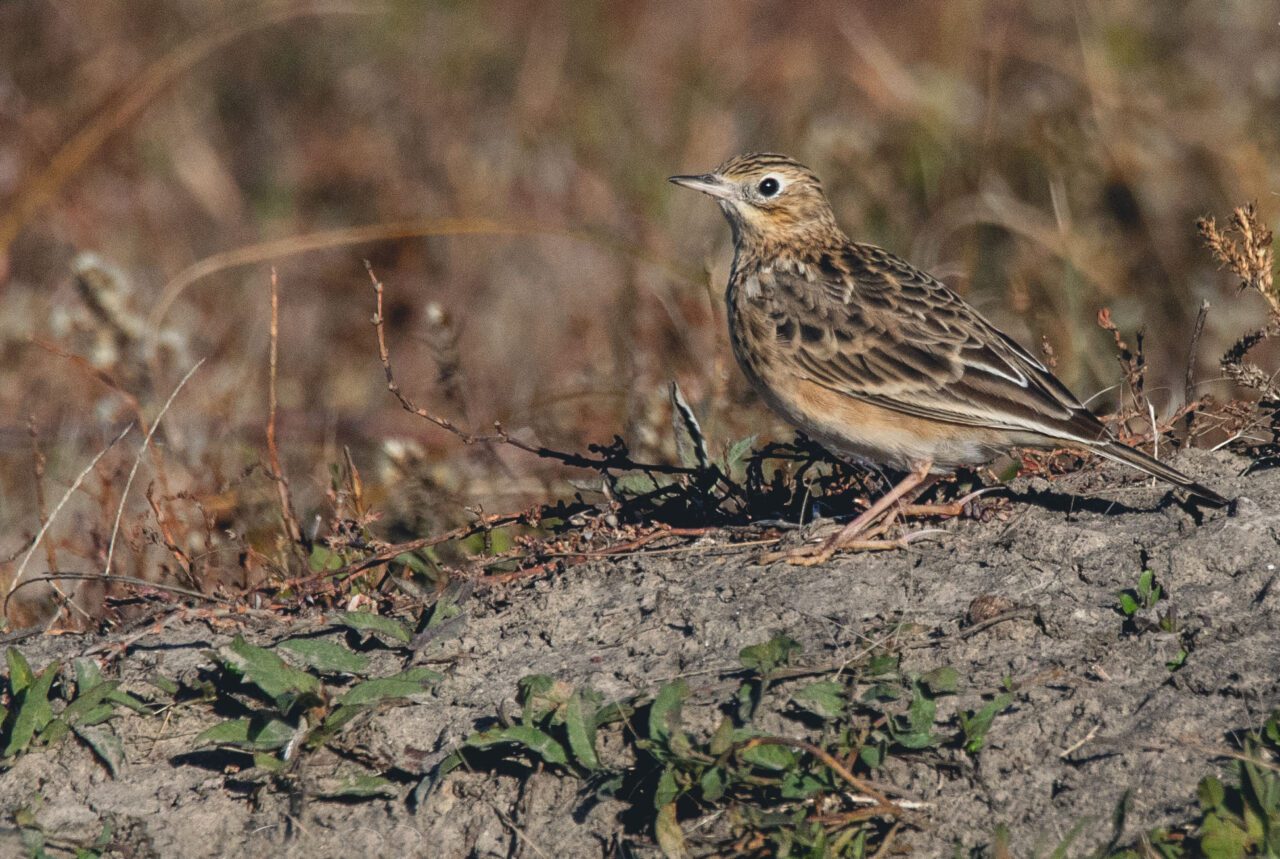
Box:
[1093,440,1229,506]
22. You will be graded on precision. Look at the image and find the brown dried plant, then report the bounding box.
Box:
[1198,204,1278,399]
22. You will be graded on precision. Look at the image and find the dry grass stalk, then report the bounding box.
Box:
[5,422,134,609]
[103,358,205,578]
[267,269,306,554]
[1199,204,1278,399]
[26,416,58,575]
[1096,307,1146,418]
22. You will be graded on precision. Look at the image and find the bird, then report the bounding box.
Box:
[669,152,1228,561]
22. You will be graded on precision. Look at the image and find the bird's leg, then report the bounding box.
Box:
[784,460,934,566]
[898,487,1000,519]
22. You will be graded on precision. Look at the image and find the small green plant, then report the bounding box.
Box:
[958,693,1015,755]
[1117,570,1190,668]
[1118,569,1163,616]
[1189,712,1280,858]
[12,802,115,859]
[431,633,1018,856]
[191,623,439,798]
[1074,711,1280,859]
[0,648,149,775]
[458,673,626,775]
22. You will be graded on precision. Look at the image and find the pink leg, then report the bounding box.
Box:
[785,460,934,566]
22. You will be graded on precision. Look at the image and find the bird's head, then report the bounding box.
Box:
[669,153,840,250]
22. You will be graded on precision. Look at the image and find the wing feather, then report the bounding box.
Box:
[770,243,1107,444]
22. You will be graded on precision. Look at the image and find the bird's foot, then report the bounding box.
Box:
[899,486,1003,520]
[763,461,936,565]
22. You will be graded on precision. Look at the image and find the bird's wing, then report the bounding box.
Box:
[765,243,1108,444]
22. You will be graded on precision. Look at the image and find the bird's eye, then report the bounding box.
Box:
[757,177,781,197]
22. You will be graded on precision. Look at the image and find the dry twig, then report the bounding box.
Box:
[104,358,205,576]
[6,423,134,604]
[267,269,305,551]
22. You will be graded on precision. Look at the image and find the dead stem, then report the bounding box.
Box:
[267,269,305,553]
[5,422,134,609]
[27,416,57,574]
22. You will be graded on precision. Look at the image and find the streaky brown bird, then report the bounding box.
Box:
[669,153,1227,561]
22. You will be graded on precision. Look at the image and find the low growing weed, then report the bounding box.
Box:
[429,633,1017,857]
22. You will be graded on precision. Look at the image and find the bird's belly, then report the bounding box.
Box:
[751,373,1006,471]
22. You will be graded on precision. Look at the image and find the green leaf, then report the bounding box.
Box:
[1138,570,1161,605]
[739,635,802,675]
[1264,712,1280,747]
[654,766,681,808]
[724,435,757,469]
[859,744,882,769]
[736,679,761,723]
[907,686,937,734]
[148,674,180,696]
[655,801,688,859]
[1192,773,1223,814]
[308,546,345,573]
[317,773,397,799]
[1118,593,1139,616]
[921,666,959,696]
[709,715,735,756]
[106,688,148,714]
[740,742,796,771]
[278,639,372,675]
[76,704,116,727]
[253,752,287,773]
[412,751,466,808]
[894,730,936,751]
[648,680,688,755]
[72,658,103,692]
[699,766,725,802]
[563,693,599,770]
[866,653,899,676]
[5,647,35,693]
[959,693,1013,754]
[394,551,434,577]
[1200,810,1252,858]
[467,725,568,766]
[780,768,829,800]
[73,724,124,777]
[216,636,322,711]
[60,681,120,726]
[337,667,440,707]
[334,611,412,644]
[792,681,845,719]
[861,682,900,703]
[193,716,296,751]
[3,661,58,757]
[517,674,564,723]
[38,717,70,747]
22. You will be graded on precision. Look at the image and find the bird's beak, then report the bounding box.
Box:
[668,172,734,200]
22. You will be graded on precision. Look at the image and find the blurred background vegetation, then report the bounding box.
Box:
[1,0,1277,616]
